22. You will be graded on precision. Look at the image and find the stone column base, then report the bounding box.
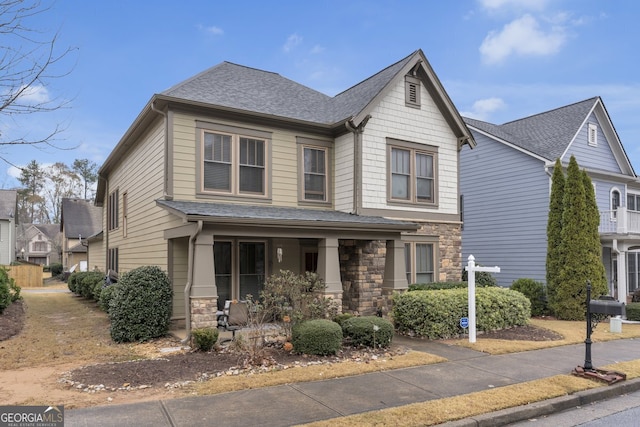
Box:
[190,296,218,329]
[323,290,343,315]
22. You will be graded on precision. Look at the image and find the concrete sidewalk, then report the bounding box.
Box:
[65,337,640,427]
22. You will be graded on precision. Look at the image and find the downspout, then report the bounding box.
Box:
[345,115,371,215]
[182,220,203,344]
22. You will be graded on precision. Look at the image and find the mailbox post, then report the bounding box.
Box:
[573,281,626,384]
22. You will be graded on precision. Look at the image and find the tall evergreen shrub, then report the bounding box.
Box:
[546,158,565,305]
[582,171,608,295]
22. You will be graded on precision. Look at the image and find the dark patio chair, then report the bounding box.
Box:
[217,300,249,342]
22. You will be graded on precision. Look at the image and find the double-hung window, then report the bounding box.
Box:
[199,122,271,198]
[388,139,437,205]
[404,241,435,284]
[297,137,331,204]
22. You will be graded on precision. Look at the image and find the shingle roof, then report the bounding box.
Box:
[60,198,102,238]
[162,51,417,126]
[156,199,418,231]
[464,97,599,161]
[0,189,16,220]
[33,224,61,240]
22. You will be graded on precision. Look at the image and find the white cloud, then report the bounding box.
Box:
[283,33,302,53]
[197,24,224,35]
[310,44,325,54]
[479,14,567,64]
[478,0,550,12]
[460,97,506,120]
[16,84,50,104]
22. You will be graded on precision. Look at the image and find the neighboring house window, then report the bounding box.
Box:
[611,188,621,219]
[297,137,332,204]
[122,191,128,238]
[404,242,435,284]
[405,76,421,108]
[108,247,119,273]
[628,193,640,211]
[213,240,266,311]
[628,252,640,292]
[388,140,437,205]
[588,123,598,147]
[108,189,119,230]
[32,241,47,252]
[198,122,271,198]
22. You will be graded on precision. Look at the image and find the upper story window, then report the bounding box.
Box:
[108,189,119,230]
[405,76,421,108]
[588,123,598,147]
[297,137,331,204]
[388,139,437,206]
[628,193,640,212]
[198,122,271,199]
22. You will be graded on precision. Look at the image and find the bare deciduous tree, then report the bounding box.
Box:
[0,0,76,166]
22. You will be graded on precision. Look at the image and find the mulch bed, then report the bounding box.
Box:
[0,300,25,341]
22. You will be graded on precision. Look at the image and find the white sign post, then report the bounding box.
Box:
[465,255,500,343]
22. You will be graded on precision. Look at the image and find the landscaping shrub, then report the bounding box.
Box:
[626,302,640,321]
[511,278,548,317]
[341,316,394,348]
[0,266,19,314]
[333,312,355,328]
[98,283,117,312]
[393,287,530,339]
[81,271,104,300]
[49,263,63,276]
[191,327,219,351]
[461,266,498,288]
[292,319,343,355]
[109,266,173,343]
[67,271,80,293]
[409,282,467,291]
[631,289,640,303]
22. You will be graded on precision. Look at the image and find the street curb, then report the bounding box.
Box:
[439,377,640,427]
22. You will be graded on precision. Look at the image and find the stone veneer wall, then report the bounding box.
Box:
[338,222,462,315]
[417,222,462,282]
[339,240,386,315]
[190,296,218,329]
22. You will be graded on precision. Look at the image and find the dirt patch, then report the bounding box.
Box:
[477,324,564,341]
[0,300,25,341]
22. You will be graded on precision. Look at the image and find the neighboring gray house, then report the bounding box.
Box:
[60,198,103,271]
[0,190,17,265]
[460,97,639,304]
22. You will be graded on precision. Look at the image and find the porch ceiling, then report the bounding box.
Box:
[156,199,419,233]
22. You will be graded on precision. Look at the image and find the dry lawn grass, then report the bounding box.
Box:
[0,292,143,371]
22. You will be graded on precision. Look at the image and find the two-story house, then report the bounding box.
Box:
[460,97,639,304]
[60,198,103,272]
[94,49,474,334]
[0,189,17,265]
[16,223,61,265]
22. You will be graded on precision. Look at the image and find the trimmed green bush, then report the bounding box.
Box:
[98,284,119,312]
[109,266,173,343]
[341,316,394,348]
[511,278,548,317]
[393,287,530,339]
[409,282,467,291]
[0,266,19,313]
[332,313,354,328]
[0,281,9,314]
[49,263,63,276]
[191,327,219,351]
[67,271,80,293]
[626,303,640,321]
[292,319,343,355]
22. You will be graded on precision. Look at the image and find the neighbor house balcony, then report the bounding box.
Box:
[600,208,640,235]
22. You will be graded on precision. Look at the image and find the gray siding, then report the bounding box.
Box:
[564,113,622,174]
[460,132,550,287]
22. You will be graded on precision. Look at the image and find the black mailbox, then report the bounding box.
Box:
[589,299,625,316]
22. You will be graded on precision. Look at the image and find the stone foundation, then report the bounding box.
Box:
[417,222,462,282]
[190,296,218,329]
[339,240,386,315]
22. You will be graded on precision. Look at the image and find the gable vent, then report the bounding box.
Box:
[405,76,421,108]
[588,123,598,147]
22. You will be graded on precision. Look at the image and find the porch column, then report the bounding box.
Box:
[617,249,628,306]
[190,233,217,329]
[317,238,343,302]
[383,239,408,290]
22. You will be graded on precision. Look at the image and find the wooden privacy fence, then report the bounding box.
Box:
[6,264,44,288]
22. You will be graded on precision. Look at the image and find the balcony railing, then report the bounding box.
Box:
[599,207,640,234]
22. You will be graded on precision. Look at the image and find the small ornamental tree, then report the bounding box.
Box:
[546,158,565,305]
[582,170,608,296]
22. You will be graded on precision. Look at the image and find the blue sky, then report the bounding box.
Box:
[2,0,640,187]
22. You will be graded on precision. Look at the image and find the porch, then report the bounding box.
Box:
[599,208,640,234]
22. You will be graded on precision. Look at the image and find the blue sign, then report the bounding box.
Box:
[460,317,469,329]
